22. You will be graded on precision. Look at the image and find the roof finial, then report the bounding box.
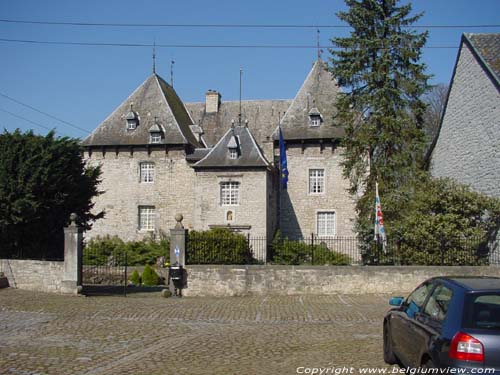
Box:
[317,29,322,60]
[238,68,243,126]
[170,59,175,87]
[152,40,156,74]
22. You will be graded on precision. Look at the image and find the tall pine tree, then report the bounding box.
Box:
[329,0,430,241]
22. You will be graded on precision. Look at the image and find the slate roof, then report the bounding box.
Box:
[274,60,345,141]
[83,74,201,147]
[465,33,500,87]
[185,99,291,147]
[193,125,270,169]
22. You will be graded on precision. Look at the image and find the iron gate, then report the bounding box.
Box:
[82,248,128,295]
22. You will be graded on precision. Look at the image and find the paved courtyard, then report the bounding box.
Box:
[0,288,399,375]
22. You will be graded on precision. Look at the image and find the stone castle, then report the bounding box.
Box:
[82,59,357,244]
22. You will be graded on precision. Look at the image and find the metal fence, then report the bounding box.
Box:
[186,233,499,266]
[186,232,267,265]
[82,247,128,295]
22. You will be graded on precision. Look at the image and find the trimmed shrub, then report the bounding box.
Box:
[129,269,141,285]
[83,235,169,266]
[187,228,254,264]
[142,264,160,286]
[271,231,352,265]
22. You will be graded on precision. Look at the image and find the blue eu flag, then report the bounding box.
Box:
[279,127,289,189]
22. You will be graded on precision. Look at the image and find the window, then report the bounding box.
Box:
[464,293,500,329]
[309,169,325,194]
[140,162,155,183]
[138,206,155,231]
[150,133,162,144]
[127,119,138,130]
[404,283,434,318]
[309,116,321,127]
[317,211,335,236]
[229,149,238,159]
[221,181,240,206]
[308,108,323,127]
[424,284,453,322]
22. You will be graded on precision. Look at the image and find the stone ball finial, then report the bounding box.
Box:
[69,213,78,226]
[174,213,184,229]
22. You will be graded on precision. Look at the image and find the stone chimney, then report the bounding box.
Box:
[205,90,221,113]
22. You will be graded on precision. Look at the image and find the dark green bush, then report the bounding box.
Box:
[186,228,254,264]
[141,264,160,286]
[271,231,352,265]
[129,269,141,285]
[83,235,169,266]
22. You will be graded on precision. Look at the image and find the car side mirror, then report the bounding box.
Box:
[389,297,404,306]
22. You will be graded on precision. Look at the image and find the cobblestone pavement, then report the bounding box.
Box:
[0,288,400,375]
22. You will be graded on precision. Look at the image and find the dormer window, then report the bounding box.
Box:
[125,104,139,130]
[227,134,240,160]
[229,149,238,159]
[150,133,162,144]
[149,121,164,144]
[308,107,323,127]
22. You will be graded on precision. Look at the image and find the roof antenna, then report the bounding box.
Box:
[238,68,243,126]
[317,29,323,60]
[152,40,156,74]
[170,59,175,87]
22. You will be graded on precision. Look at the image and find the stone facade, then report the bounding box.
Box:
[85,148,197,239]
[279,143,356,239]
[430,34,500,198]
[83,60,357,243]
[193,169,271,238]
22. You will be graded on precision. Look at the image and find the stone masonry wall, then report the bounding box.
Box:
[0,259,64,293]
[193,168,270,238]
[85,149,197,241]
[184,265,500,297]
[430,42,500,198]
[280,144,357,239]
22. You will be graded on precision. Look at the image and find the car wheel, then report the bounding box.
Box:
[383,322,397,364]
[421,357,435,369]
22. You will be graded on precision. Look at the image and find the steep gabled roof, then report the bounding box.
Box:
[465,33,500,89]
[83,74,201,147]
[185,99,291,147]
[193,125,270,169]
[276,60,345,141]
[425,33,500,166]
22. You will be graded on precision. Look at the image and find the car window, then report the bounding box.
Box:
[464,293,500,330]
[424,284,453,322]
[405,283,434,317]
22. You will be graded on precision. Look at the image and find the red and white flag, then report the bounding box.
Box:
[374,182,387,250]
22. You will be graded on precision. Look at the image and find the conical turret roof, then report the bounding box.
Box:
[275,60,345,140]
[83,74,201,147]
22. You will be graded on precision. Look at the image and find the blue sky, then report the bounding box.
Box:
[1,0,499,139]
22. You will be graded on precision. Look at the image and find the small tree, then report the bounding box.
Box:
[141,264,160,286]
[129,269,141,285]
[0,130,102,259]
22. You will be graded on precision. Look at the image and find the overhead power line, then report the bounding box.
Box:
[0,107,55,132]
[1,18,500,29]
[0,38,459,49]
[0,92,89,134]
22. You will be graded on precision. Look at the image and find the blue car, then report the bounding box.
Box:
[383,276,500,372]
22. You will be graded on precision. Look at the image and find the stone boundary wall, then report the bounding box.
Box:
[0,259,64,293]
[2,261,500,296]
[183,265,500,297]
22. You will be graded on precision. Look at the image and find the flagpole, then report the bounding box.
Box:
[278,116,282,234]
